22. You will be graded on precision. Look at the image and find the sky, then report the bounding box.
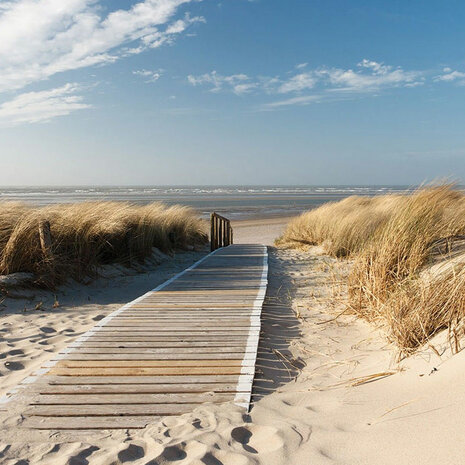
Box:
[0,0,465,186]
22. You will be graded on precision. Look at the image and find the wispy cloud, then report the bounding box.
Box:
[188,59,425,109]
[261,94,322,109]
[0,0,204,93]
[434,67,465,84]
[187,71,255,95]
[0,83,91,126]
[133,69,163,83]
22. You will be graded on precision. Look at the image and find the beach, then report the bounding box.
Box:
[232,216,294,245]
[1,213,464,464]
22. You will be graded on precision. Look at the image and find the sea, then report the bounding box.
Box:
[0,186,412,220]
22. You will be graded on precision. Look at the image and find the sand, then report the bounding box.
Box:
[232,216,294,246]
[1,218,464,464]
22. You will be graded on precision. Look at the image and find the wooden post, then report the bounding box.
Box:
[210,213,215,252]
[39,220,52,260]
[218,218,223,249]
[223,221,230,247]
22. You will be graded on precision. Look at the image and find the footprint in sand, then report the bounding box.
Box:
[92,314,106,321]
[231,427,257,454]
[117,444,145,463]
[39,326,56,334]
[231,425,284,455]
[67,446,99,465]
[160,445,187,461]
[4,361,24,371]
[8,349,24,356]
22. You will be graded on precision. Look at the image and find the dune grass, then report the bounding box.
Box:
[277,185,465,354]
[0,201,208,286]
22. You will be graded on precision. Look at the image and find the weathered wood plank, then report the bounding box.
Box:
[45,375,250,384]
[27,403,235,416]
[48,367,252,376]
[66,347,248,353]
[55,353,253,361]
[54,360,246,368]
[33,392,238,405]
[38,383,245,394]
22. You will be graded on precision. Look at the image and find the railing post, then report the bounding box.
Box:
[218,218,223,248]
[210,213,215,252]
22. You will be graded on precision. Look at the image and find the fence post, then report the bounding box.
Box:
[210,213,215,252]
[38,220,52,260]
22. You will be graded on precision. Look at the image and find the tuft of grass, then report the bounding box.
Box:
[276,194,403,257]
[277,185,465,354]
[0,201,208,286]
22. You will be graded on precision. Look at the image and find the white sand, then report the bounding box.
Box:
[1,219,464,464]
[232,217,294,246]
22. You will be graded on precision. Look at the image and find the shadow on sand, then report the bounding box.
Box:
[251,247,304,404]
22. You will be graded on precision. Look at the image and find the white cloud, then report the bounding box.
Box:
[435,68,465,83]
[0,83,91,125]
[278,73,316,93]
[319,59,421,92]
[0,0,203,93]
[188,59,423,108]
[133,69,162,83]
[187,71,254,95]
[261,94,321,110]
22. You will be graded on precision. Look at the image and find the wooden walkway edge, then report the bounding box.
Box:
[5,244,268,430]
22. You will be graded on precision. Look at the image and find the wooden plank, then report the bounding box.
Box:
[54,360,245,368]
[70,337,247,350]
[33,392,238,405]
[66,347,248,353]
[48,367,251,376]
[45,375,249,384]
[56,353,252,361]
[38,383,245,394]
[27,404,211,417]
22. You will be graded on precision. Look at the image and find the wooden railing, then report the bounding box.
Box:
[210,213,233,251]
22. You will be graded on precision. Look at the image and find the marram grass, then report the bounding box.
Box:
[278,185,465,354]
[0,201,208,286]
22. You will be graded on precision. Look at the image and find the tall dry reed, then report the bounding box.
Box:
[0,201,207,286]
[278,185,465,353]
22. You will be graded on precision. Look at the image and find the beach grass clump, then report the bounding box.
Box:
[0,201,208,286]
[278,185,465,353]
[277,194,403,256]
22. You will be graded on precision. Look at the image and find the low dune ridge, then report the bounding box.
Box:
[0,201,208,287]
[278,184,465,354]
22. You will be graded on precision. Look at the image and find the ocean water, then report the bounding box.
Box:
[0,185,411,220]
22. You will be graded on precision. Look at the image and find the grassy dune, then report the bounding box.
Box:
[0,201,208,286]
[277,185,465,354]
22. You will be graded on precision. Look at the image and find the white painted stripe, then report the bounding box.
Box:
[234,245,268,410]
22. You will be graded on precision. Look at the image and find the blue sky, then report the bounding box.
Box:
[0,0,464,185]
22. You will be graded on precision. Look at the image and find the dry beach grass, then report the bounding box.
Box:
[278,185,465,354]
[0,201,208,286]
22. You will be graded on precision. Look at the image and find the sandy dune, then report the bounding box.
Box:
[1,220,465,464]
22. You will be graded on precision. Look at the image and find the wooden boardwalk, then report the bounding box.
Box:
[22,244,268,430]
